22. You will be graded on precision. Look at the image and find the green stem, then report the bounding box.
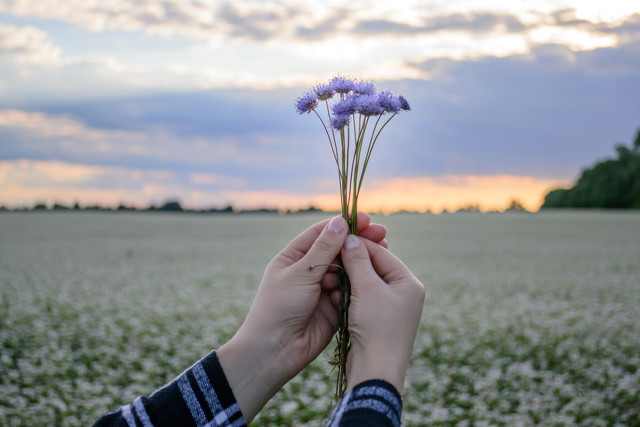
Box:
[356,114,396,198]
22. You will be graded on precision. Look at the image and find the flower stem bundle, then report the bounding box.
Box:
[296,76,410,401]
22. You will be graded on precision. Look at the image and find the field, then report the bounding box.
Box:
[1,211,639,426]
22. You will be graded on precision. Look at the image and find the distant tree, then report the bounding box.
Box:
[455,203,481,213]
[159,200,183,211]
[542,128,640,209]
[117,203,136,211]
[505,199,527,212]
[297,205,323,214]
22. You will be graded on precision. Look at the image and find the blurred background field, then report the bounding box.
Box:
[0,211,639,426]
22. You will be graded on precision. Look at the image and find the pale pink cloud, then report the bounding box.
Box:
[0,23,61,65]
[0,159,570,212]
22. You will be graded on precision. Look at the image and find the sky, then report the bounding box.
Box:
[1,0,639,213]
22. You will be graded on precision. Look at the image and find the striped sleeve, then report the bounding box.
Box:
[326,380,402,427]
[93,351,247,427]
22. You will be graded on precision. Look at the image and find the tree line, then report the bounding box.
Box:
[542,129,640,210]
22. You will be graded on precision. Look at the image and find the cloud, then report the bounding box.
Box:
[0,159,173,187]
[353,12,528,37]
[1,1,637,46]
[0,159,243,208]
[552,9,640,37]
[0,0,296,41]
[0,106,329,191]
[396,41,640,180]
[0,22,61,64]
[0,159,567,212]
[294,9,348,40]
[1,3,639,97]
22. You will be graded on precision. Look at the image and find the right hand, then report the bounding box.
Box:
[340,235,425,393]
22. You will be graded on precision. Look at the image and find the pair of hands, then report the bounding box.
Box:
[217,213,425,422]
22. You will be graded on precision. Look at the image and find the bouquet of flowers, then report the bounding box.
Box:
[296,76,410,400]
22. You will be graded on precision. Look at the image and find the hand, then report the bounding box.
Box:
[340,235,425,394]
[217,213,386,421]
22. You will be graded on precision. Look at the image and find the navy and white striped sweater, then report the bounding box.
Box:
[94,351,402,426]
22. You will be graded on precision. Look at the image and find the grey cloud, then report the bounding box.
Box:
[295,10,350,40]
[550,9,594,28]
[389,41,640,179]
[353,20,418,35]
[599,13,640,38]
[353,12,528,37]
[3,1,639,46]
[214,3,292,40]
[551,9,640,40]
[2,39,639,194]
[215,3,312,40]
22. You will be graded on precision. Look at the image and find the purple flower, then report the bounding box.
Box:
[332,96,358,117]
[295,92,318,114]
[354,94,383,116]
[330,113,351,129]
[398,95,411,111]
[377,91,402,114]
[329,76,355,94]
[314,83,335,101]
[353,81,376,95]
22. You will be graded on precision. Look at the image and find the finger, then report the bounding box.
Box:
[278,213,376,265]
[378,239,388,249]
[357,224,386,243]
[273,217,334,267]
[297,216,348,277]
[329,289,341,307]
[320,271,339,291]
[355,212,371,232]
[361,238,414,285]
[341,235,381,294]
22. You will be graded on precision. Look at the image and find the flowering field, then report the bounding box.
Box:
[1,211,639,426]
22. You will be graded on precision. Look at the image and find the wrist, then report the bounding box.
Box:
[217,329,293,422]
[346,345,407,394]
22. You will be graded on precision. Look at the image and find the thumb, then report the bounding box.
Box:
[341,235,380,295]
[298,216,348,276]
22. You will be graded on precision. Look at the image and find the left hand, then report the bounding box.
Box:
[217,213,386,421]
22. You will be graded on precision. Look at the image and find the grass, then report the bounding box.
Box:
[0,211,638,426]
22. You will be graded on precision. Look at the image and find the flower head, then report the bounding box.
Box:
[354,94,383,116]
[295,92,318,114]
[398,95,411,111]
[353,81,376,95]
[377,91,402,114]
[330,113,351,130]
[332,96,358,117]
[329,76,355,94]
[314,83,335,101]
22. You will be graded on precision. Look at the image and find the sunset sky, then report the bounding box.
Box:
[1,0,639,212]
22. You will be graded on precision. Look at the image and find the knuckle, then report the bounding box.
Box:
[346,247,369,263]
[313,235,336,254]
[413,280,426,300]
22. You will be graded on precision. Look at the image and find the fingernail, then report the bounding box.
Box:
[328,216,346,234]
[344,235,361,250]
